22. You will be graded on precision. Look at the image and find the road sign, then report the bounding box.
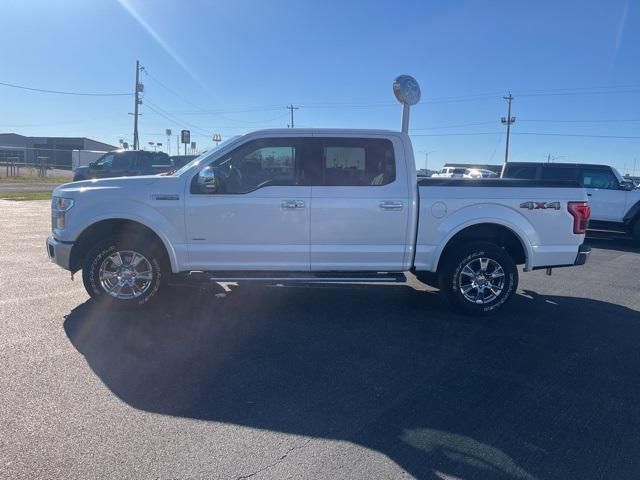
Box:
[165,128,172,136]
[181,130,190,144]
[212,133,221,143]
[190,142,196,151]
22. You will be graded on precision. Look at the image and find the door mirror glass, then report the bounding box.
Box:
[620,180,634,191]
[197,166,218,192]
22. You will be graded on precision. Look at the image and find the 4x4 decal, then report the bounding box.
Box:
[520,201,561,210]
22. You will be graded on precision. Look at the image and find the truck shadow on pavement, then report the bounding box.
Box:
[64,283,640,480]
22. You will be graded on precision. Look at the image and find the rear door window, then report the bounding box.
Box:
[315,138,396,186]
[504,165,537,179]
[540,166,578,181]
[111,154,131,170]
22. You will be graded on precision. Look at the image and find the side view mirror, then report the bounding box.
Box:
[89,162,96,168]
[620,181,634,191]
[197,166,218,192]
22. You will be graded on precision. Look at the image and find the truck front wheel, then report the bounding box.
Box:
[631,220,640,243]
[438,241,518,315]
[82,236,167,307]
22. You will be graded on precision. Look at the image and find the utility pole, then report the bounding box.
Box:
[133,60,143,150]
[419,150,435,170]
[287,104,299,128]
[501,93,515,163]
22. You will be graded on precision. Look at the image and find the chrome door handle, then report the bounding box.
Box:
[282,200,305,209]
[380,201,403,211]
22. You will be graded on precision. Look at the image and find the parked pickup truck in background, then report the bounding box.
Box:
[73,150,173,181]
[502,162,640,242]
[48,129,591,315]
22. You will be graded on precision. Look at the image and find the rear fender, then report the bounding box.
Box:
[431,204,536,271]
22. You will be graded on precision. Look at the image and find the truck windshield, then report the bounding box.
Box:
[172,137,239,176]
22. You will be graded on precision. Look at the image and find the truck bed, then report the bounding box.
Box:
[418,178,582,188]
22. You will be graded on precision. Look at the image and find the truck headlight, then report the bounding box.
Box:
[53,196,74,212]
[52,196,74,230]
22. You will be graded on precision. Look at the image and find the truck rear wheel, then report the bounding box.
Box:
[82,236,167,307]
[438,241,518,315]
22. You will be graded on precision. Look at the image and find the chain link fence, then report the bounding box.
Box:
[0,146,111,179]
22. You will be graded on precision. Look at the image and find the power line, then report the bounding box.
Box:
[516,89,640,98]
[141,68,203,111]
[515,132,640,139]
[410,121,498,131]
[410,131,640,139]
[143,98,210,135]
[0,80,131,96]
[519,118,640,124]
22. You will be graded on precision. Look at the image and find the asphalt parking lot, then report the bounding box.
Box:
[2,200,640,480]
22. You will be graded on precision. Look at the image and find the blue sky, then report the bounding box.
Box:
[0,0,638,172]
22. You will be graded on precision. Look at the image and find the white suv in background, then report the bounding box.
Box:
[432,167,469,178]
[502,162,640,241]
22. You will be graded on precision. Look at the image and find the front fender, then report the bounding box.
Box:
[64,200,183,273]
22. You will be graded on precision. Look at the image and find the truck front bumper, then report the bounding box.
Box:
[574,244,591,266]
[46,236,73,271]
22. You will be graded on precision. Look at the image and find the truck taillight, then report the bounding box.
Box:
[568,201,590,234]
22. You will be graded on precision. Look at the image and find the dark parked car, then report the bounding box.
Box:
[170,154,199,169]
[73,150,173,181]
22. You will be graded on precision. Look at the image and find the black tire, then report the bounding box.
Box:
[415,271,441,289]
[632,220,640,243]
[438,241,518,316]
[81,236,168,308]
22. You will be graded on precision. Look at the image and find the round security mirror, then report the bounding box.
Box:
[393,75,421,106]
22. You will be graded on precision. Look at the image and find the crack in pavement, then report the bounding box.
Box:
[236,439,313,480]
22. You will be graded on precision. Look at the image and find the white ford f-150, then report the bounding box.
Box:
[47,129,591,314]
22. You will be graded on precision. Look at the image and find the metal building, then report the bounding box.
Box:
[0,133,117,170]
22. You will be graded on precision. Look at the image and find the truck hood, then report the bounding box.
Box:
[53,175,175,197]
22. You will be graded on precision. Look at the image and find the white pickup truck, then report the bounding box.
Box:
[47,129,591,315]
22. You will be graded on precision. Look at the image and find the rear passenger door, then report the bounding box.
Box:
[309,136,409,271]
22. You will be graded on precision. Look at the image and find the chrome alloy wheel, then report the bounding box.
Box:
[458,257,506,305]
[98,250,153,300]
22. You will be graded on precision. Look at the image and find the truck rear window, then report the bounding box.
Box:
[503,165,536,179]
[541,166,578,181]
[319,138,395,186]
